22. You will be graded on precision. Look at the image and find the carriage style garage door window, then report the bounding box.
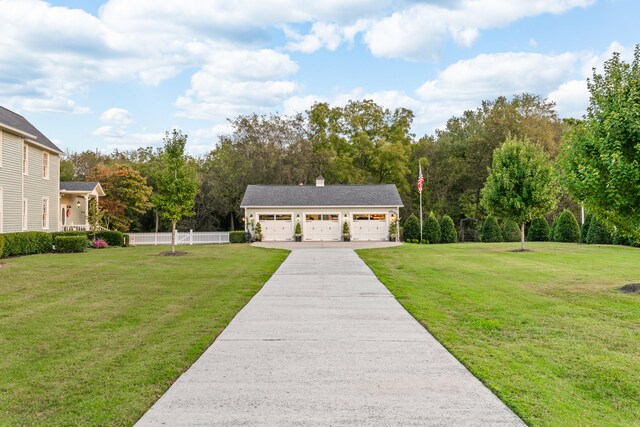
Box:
[304,214,341,241]
[352,213,388,241]
[259,214,293,241]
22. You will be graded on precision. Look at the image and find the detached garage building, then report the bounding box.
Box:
[240,177,403,242]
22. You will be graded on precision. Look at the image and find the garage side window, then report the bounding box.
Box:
[275,214,291,221]
[370,214,386,221]
[353,214,369,221]
[305,214,320,221]
[259,214,275,221]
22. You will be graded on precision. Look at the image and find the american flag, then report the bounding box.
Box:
[417,163,424,193]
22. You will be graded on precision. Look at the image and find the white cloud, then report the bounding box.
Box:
[547,80,589,118]
[363,0,595,60]
[99,108,133,125]
[175,49,300,120]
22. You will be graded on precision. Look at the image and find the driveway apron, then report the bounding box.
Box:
[136,248,524,426]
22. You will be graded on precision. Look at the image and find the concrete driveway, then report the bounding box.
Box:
[136,249,524,426]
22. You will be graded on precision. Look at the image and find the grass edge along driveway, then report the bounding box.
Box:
[0,244,288,426]
[358,242,640,427]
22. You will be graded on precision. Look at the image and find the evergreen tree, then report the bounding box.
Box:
[552,210,580,243]
[527,216,550,241]
[501,219,521,242]
[586,216,614,244]
[580,213,593,243]
[403,214,420,242]
[481,216,503,243]
[424,212,441,244]
[439,215,458,243]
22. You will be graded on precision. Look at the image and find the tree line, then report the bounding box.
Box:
[62,47,639,242]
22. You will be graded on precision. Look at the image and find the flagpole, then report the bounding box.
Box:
[419,160,423,243]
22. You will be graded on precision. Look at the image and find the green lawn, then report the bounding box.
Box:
[358,242,640,427]
[0,244,288,426]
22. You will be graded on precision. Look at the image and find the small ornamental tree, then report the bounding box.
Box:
[424,211,441,244]
[481,138,558,250]
[552,210,580,243]
[87,199,105,241]
[254,222,262,241]
[481,216,502,243]
[501,219,521,242]
[403,214,420,242]
[439,215,457,243]
[294,222,302,237]
[527,216,550,242]
[580,213,593,243]
[342,221,351,240]
[560,47,640,240]
[586,216,613,245]
[151,130,200,253]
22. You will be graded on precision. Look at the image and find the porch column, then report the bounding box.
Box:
[85,195,90,229]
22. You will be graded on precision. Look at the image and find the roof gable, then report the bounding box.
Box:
[0,106,63,154]
[241,184,403,207]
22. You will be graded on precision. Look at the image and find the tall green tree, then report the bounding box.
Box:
[151,130,199,253]
[561,46,640,239]
[481,138,558,250]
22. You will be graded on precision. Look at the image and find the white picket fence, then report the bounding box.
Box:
[128,230,230,246]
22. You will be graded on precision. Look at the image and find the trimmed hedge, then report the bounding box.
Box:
[2,232,53,258]
[55,235,88,253]
[439,215,457,243]
[586,216,613,245]
[481,216,502,243]
[527,216,550,241]
[552,210,580,243]
[94,231,126,247]
[423,212,441,244]
[229,231,246,243]
[501,219,521,242]
[580,213,593,243]
[403,214,420,242]
[0,235,4,258]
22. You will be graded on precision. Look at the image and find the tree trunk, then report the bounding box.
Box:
[230,213,235,231]
[155,210,159,233]
[171,221,176,253]
[520,223,526,251]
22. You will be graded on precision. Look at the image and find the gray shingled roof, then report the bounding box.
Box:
[241,184,404,207]
[0,106,63,153]
[60,182,100,192]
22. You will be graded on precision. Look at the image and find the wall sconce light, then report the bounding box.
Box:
[76,200,81,208]
[249,214,253,220]
[296,214,300,222]
[391,213,396,221]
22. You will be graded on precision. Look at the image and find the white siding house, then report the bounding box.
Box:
[0,106,64,233]
[241,177,403,242]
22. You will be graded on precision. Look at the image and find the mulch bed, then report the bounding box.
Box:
[157,251,189,257]
[619,283,640,294]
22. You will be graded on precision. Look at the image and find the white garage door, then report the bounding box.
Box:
[351,213,388,241]
[259,214,293,241]
[304,214,341,241]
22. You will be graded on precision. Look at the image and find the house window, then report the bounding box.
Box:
[23,143,28,175]
[22,198,28,230]
[42,152,49,179]
[42,197,49,229]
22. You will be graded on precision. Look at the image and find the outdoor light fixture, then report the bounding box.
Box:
[296,214,300,222]
[76,200,81,208]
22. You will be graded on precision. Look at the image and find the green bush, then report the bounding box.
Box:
[2,232,53,258]
[552,210,580,243]
[613,230,637,246]
[527,216,550,241]
[423,212,441,244]
[55,236,88,253]
[0,235,4,258]
[580,213,593,243]
[439,215,457,243]
[122,234,130,247]
[229,230,246,243]
[549,217,558,241]
[403,214,420,242]
[501,219,521,242]
[586,216,613,244]
[51,231,89,240]
[481,216,502,243]
[94,231,126,247]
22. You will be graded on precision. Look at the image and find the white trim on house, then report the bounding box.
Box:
[42,151,49,180]
[22,198,28,231]
[0,187,3,233]
[0,123,37,140]
[22,142,28,175]
[42,197,49,230]
[24,138,64,155]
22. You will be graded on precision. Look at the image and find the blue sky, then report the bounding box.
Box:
[0,0,638,155]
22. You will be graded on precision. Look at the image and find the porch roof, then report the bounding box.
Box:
[60,181,106,197]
